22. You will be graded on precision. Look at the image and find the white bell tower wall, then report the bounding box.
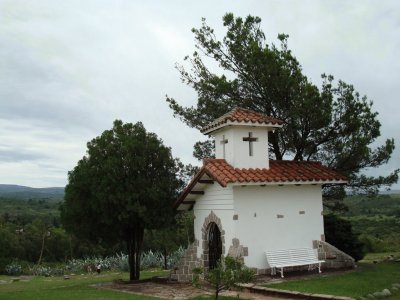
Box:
[213,126,270,169]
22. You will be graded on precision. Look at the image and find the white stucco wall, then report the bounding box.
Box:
[213,126,269,169]
[193,183,235,259]
[233,184,324,269]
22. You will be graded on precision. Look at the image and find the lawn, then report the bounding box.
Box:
[360,251,400,263]
[0,270,167,300]
[265,262,400,299]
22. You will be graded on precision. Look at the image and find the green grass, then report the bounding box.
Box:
[0,270,167,300]
[359,251,400,263]
[265,262,400,299]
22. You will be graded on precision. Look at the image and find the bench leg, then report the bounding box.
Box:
[318,262,322,273]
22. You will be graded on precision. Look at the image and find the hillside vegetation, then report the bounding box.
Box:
[0,185,193,274]
[1,187,399,273]
[0,184,64,225]
[343,194,400,252]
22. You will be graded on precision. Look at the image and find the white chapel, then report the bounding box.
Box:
[172,107,355,281]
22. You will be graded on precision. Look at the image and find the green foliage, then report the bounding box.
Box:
[343,194,400,253]
[360,252,400,263]
[344,194,400,217]
[194,256,255,300]
[0,197,62,226]
[166,12,398,200]
[265,262,400,299]
[0,194,188,271]
[0,197,112,269]
[324,214,365,261]
[359,234,400,253]
[143,211,194,269]
[61,120,181,280]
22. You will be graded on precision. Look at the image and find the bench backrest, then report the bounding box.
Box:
[266,248,318,266]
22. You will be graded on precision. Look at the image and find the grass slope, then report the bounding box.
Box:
[266,262,400,299]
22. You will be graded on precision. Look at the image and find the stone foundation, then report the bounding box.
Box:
[313,240,356,269]
[170,241,201,282]
[171,240,355,282]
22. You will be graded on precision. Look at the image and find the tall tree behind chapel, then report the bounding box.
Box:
[167,13,398,207]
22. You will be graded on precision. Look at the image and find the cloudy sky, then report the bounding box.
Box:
[0,0,399,188]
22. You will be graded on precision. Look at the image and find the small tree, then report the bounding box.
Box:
[194,256,255,300]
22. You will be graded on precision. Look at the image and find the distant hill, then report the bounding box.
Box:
[0,184,64,199]
[380,189,400,195]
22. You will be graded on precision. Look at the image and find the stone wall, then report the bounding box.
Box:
[170,241,201,282]
[227,238,248,263]
[313,240,355,269]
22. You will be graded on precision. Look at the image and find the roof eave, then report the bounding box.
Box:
[228,179,347,187]
[201,120,283,135]
[174,168,226,210]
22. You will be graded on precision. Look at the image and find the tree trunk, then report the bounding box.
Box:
[215,284,219,300]
[163,248,168,270]
[127,226,144,280]
[37,231,46,265]
[69,235,73,260]
[269,132,283,160]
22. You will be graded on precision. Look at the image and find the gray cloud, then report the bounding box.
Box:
[0,0,398,188]
[0,148,46,162]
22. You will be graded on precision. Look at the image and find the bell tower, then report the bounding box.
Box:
[201,107,283,169]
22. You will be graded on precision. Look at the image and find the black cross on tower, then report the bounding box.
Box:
[220,135,228,158]
[242,132,258,156]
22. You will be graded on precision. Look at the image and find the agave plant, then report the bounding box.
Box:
[5,263,22,276]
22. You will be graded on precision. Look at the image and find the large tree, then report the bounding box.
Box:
[167,13,398,205]
[61,120,181,280]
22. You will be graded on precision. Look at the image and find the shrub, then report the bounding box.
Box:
[29,264,64,276]
[166,246,185,269]
[5,262,22,276]
[140,250,163,269]
[324,214,365,261]
[193,256,255,300]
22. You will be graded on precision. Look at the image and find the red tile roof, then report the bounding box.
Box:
[201,107,284,134]
[203,159,346,186]
[174,159,347,209]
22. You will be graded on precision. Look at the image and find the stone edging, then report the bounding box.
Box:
[237,283,355,300]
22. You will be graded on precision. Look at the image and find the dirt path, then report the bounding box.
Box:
[98,281,295,300]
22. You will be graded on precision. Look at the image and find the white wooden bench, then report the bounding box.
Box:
[265,248,324,278]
